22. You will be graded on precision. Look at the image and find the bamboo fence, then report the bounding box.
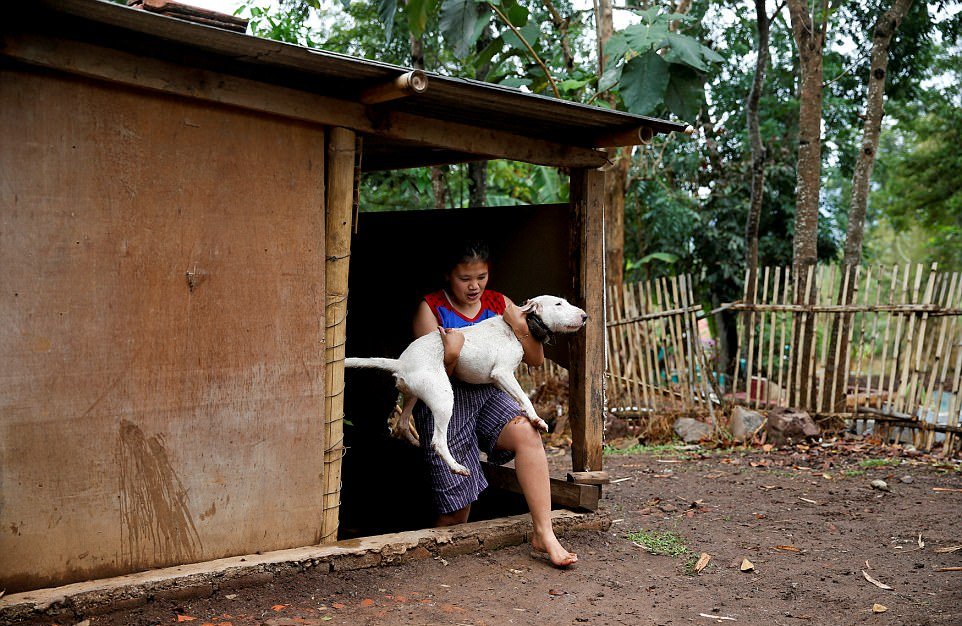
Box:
[605,274,719,422]
[729,263,962,452]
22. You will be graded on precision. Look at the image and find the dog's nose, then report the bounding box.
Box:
[581,313,588,323]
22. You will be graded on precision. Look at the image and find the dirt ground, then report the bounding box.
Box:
[29,440,962,626]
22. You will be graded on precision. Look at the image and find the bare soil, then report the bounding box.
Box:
[31,442,962,626]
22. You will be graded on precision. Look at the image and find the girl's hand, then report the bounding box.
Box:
[438,326,464,375]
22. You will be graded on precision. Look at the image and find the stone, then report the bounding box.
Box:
[673,417,712,443]
[765,407,819,447]
[730,406,766,442]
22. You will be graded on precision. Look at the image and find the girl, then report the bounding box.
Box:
[399,240,577,567]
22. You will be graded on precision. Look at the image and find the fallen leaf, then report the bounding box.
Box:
[872,603,888,613]
[224,594,238,600]
[775,545,802,553]
[360,598,375,607]
[935,545,962,553]
[762,444,774,452]
[862,570,894,590]
[918,533,925,549]
[176,617,196,623]
[548,589,566,596]
[331,603,346,609]
[822,473,833,480]
[271,605,287,611]
[740,558,755,572]
[694,553,711,573]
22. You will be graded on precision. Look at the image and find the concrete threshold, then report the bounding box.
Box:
[1,509,610,623]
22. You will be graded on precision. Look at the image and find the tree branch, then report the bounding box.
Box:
[487,1,561,99]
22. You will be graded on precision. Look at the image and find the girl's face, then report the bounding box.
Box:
[446,261,489,307]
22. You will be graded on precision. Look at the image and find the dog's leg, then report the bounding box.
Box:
[490,369,549,432]
[408,371,470,476]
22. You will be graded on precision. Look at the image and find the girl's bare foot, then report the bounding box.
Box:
[531,530,578,567]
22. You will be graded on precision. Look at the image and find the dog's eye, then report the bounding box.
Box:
[555,302,562,306]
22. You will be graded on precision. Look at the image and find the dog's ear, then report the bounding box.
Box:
[518,299,543,316]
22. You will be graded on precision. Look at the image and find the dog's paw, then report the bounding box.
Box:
[530,417,549,432]
[450,464,471,476]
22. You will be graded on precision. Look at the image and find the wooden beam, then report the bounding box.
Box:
[592,125,654,148]
[568,168,606,472]
[481,463,600,512]
[0,33,608,169]
[360,70,428,105]
[567,471,610,485]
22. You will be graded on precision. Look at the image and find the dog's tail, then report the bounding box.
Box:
[344,357,401,373]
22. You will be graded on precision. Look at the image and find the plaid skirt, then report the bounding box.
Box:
[414,380,521,515]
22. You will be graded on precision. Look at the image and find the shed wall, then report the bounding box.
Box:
[0,68,328,591]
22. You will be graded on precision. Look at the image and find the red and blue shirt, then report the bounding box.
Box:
[424,290,506,329]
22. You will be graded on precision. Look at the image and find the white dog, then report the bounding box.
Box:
[345,295,588,475]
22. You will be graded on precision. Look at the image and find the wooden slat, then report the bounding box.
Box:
[482,463,601,512]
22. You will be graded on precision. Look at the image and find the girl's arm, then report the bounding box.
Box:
[504,297,545,367]
[413,300,464,375]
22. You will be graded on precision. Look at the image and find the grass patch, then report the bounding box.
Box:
[605,443,691,457]
[858,458,900,469]
[627,529,688,557]
[844,469,866,477]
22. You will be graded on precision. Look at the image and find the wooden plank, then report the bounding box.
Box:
[482,463,601,512]
[2,33,609,169]
[0,69,327,590]
[568,168,606,472]
[567,471,611,485]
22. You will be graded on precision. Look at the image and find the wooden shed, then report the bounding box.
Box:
[0,0,684,593]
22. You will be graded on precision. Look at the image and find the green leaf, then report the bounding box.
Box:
[558,78,589,93]
[604,32,629,65]
[440,0,482,58]
[499,76,532,88]
[598,63,623,93]
[406,0,435,39]
[475,34,504,67]
[622,19,669,54]
[619,50,670,116]
[503,22,541,53]
[664,65,703,122]
[503,0,529,26]
[663,32,708,71]
[377,0,397,44]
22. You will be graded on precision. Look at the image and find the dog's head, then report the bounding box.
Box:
[518,296,588,343]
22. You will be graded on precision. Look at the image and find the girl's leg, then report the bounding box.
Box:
[495,417,578,567]
[436,505,470,527]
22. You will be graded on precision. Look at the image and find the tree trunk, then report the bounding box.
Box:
[410,32,449,208]
[826,0,914,413]
[596,0,625,289]
[787,0,827,409]
[745,0,771,300]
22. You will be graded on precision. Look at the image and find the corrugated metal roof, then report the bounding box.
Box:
[12,0,688,170]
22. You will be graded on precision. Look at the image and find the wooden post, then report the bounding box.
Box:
[321,127,356,544]
[569,168,606,472]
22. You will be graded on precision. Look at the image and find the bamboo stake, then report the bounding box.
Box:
[829,264,853,417]
[624,282,646,414]
[785,265,798,408]
[639,280,661,412]
[931,273,960,450]
[765,267,780,407]
[921,272,949,450]
[897,263,927,416]
[605,285,621,410]
[852,265,874,430]
[755,267,771,408]
[945,275,962,452]
[734,267,749,405]
[667,275,691,408]
[661,276,687,407]
[776,266,791,407]
[321,127,355,544]
[907,264,937,423]
[888,265,912,441]
[864,266,884,425]
[799,263,818,410]
[815,265,836,415]
[745,268,759,408]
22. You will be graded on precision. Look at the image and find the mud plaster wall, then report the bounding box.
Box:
[0,68,328,592]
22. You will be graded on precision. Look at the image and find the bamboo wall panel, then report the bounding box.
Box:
[727,264,962,452]
[0,69,327,591]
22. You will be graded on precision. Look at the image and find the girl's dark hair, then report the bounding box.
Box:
[444,239,490,271]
